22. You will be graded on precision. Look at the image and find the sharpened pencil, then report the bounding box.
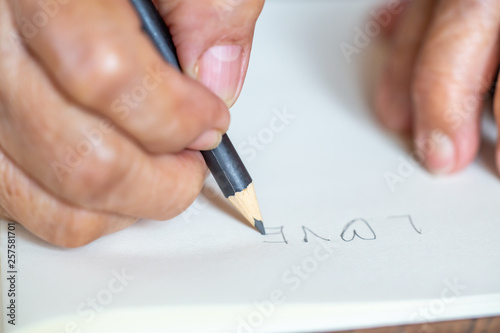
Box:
[129,0,265,235]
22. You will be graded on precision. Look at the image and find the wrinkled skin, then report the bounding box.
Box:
[376,0,500,174]
[0,0,263,247]
[4,0,495,247]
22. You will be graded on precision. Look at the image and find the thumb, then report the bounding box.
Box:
[158,0,264,107]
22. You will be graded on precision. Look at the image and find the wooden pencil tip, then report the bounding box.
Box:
[226,183,266,234]
[254,219,266,235]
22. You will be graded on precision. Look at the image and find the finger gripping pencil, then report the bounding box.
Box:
[129,0,265,235]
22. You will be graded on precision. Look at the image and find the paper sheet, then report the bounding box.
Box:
[2,1,500,332]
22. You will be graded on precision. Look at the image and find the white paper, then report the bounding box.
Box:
[2,1,500,332]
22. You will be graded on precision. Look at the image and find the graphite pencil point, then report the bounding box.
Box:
[254,219,266,235]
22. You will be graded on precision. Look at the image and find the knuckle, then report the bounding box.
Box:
[65,143,129,206]
[60,40,132,105]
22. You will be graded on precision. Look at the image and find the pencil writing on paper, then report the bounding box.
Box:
[262,214,421,244]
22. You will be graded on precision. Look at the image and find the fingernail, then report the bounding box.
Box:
[189,130,223,151]
[198,45,243,106]
[416,131,455,175]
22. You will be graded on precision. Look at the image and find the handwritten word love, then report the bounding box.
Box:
[263,215,421,244]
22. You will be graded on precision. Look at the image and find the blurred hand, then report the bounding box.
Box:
[0,0,263,247]
[376,0,500,174]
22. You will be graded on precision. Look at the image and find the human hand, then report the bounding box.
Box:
[0,0,263,247]
[376,0,500,174]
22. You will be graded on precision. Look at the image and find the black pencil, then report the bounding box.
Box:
[129,0,265,235]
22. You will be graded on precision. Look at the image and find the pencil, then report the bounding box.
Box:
[129,0,266,235]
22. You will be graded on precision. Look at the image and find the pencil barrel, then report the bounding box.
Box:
[129,0,181,69]
[201,135,252,198]
[130,0,253,199]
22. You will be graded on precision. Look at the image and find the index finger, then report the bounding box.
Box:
[11,0,230,153]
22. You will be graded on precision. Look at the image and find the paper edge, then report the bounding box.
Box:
[11,294,500,333]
